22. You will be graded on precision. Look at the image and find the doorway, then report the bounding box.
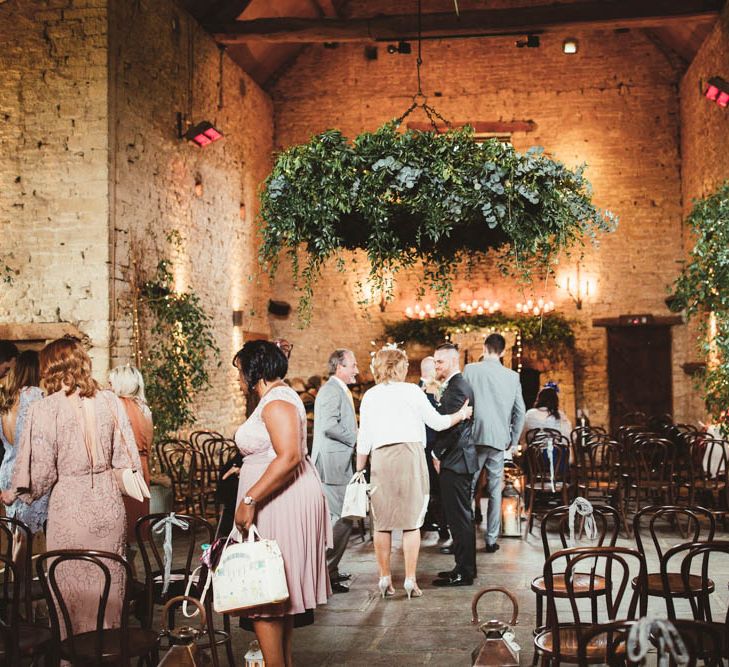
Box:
[606,325,673,433]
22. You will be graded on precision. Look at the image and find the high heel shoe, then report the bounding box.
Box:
[403,577,423,599]
[378,575,395,599]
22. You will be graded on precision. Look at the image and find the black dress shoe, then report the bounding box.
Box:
[331,581,350,593]
[439,545,454,555]
[331,572,351,583]
[483,543,500,553]
[432,573,474,587]
[437,569,457,578]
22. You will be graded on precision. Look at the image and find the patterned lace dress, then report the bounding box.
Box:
[0,386,48,533]
[12,389,141,637]
[234,385,332,623]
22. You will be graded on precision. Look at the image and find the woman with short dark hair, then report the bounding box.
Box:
[232,339,331,667]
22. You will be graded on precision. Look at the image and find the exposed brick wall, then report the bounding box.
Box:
[108,0,274,436]
[268,27,690,428]
[677,5,729,423]
[0,0,111,373]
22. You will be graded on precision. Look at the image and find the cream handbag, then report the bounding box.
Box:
[212,525,289,614]
[341,470,369,520]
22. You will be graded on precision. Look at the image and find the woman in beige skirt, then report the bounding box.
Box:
[356,347,472,599]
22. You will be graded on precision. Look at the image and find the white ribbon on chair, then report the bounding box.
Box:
[547,438,556,492]
[567,497,598,547]
[152,512,190,595]
[626,618,689,667]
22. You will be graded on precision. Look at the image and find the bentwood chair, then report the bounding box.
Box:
[577,618,725,666]
[534,546,648,665]
[531,505,620,638]
[524,440,572,536]
[36,549,158,666]
[157,438,206,515]
[633,506,715,616]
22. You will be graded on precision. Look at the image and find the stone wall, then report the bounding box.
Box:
[268,26,689,428]
[0,0,111,372]
[108,0,274,436]
[677,5,729,423]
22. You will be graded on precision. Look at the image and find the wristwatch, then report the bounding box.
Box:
[243,495,257,506]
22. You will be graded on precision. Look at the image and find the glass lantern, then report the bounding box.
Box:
[245,639,265,667]
[500,478,523,538]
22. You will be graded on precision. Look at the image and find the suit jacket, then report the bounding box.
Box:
[432,373,479,475]
[311,377,358,485]
[463,358,526,450]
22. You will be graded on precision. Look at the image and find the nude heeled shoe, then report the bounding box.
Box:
[378,575,395,598]
[403,577,422,599]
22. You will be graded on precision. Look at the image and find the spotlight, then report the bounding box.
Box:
[387,41,412,54]
[183,120,223,147]
[705,77,729,108]
[516,34,540,49]
[562,38,578,54]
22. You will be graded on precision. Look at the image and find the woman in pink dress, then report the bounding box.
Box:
[233,339,331,667]
[9,337,141,637]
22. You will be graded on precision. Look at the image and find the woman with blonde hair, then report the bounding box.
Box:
[0,350,47,579]
[7,337,141,636]
[356,347,472,599]
[109,364,153,543]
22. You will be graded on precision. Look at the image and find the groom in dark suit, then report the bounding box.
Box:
[431,343,478,587]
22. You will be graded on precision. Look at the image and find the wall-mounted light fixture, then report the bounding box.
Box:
[516,34,540,48]
[562,38,578,54]
[232,310,244,327]
[387,41,412,54]
[559,263,591,309]
[704,76,729,108]
[177,113,224,147]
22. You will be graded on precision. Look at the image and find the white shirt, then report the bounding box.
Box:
[521,407,572,441]
[357,381,452,455]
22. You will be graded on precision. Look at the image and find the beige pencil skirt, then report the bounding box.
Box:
[370,441,430,531]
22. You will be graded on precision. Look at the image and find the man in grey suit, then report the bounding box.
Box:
[463,333,526,552]
[312,348,359,592]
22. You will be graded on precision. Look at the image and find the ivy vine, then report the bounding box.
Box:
[260,123,617,323]
[671,182,729,433]
[385,312,575,361]
[135,259,220,440]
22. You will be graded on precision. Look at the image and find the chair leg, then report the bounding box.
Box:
[535,592,543,629]
[224,613,236,667]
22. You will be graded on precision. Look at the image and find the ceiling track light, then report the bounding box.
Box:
[704,76,729,108]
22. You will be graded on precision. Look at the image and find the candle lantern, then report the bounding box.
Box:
[245,640,265,667]
[500,478,523,538]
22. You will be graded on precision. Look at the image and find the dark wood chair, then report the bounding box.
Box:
[620,438,675,525]
[530,505,620,638]
[36,549,158,666]
[575,440,624,509]
[685,438,729,519]
[526,428,565,446]
[633,505,716,615]
[0,553,23,665]
[135,513,235,667]
[534,545,648,665]
[577,618,725,666]
[523,440,572,536]
[156,438,206,515]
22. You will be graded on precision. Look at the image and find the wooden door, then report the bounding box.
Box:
[607,326,672,433]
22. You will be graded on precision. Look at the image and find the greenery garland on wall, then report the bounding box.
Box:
[130,253,220,443]
[385,312,575,361]
[671,182,729,433]
[259,123,616,322]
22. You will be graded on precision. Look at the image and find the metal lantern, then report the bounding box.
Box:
[245,640,265,667]
[471,587,521,666]
[500,477,523,538]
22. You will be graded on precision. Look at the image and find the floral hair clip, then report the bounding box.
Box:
[369,340,404,374]
[543,380,559,393]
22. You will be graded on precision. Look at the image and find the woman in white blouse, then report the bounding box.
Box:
[356,347,472,600]
[521,384,572,442]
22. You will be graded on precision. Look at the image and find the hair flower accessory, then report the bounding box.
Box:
[543,380,559,393]
[369,340,404,375]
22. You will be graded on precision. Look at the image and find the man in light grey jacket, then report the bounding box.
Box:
[312,348,359,592]
[463,333,526,552]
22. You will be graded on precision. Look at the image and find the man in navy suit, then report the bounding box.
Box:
[431,343,478,586]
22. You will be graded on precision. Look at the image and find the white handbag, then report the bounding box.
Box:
[341,470,369,520]
[212,525,289,614]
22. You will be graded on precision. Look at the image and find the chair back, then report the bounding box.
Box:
[0,553,20,665]
[0,516,33,620]
[689,438,729,493]
[575,440,622,499]
[676,540,729,625]
[578,618,724,667]
[135,513,215,628]
[525,439,571,492]
[539,504,620,561]
[525,427,564,446]
[543,546,648,656]
[633,505,716,564]
[156,439,205,514]
[36,549,132,665]
[628,438,674,488]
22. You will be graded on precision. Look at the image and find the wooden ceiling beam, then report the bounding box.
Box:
[208,0,723,44]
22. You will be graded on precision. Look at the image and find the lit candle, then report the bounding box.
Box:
[493,301,499,310]
[477,306,484,314]
[516,303,523,312]
[460,302,467,311]
[472,299,478,307]
[405,306,413,318]
[533,306,540,315]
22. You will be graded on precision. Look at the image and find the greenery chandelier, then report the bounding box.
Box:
[258,2,617,323]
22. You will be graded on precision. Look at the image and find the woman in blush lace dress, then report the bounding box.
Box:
[232,340,331,667]
[9,337,141,636]
[0,350,47,581]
